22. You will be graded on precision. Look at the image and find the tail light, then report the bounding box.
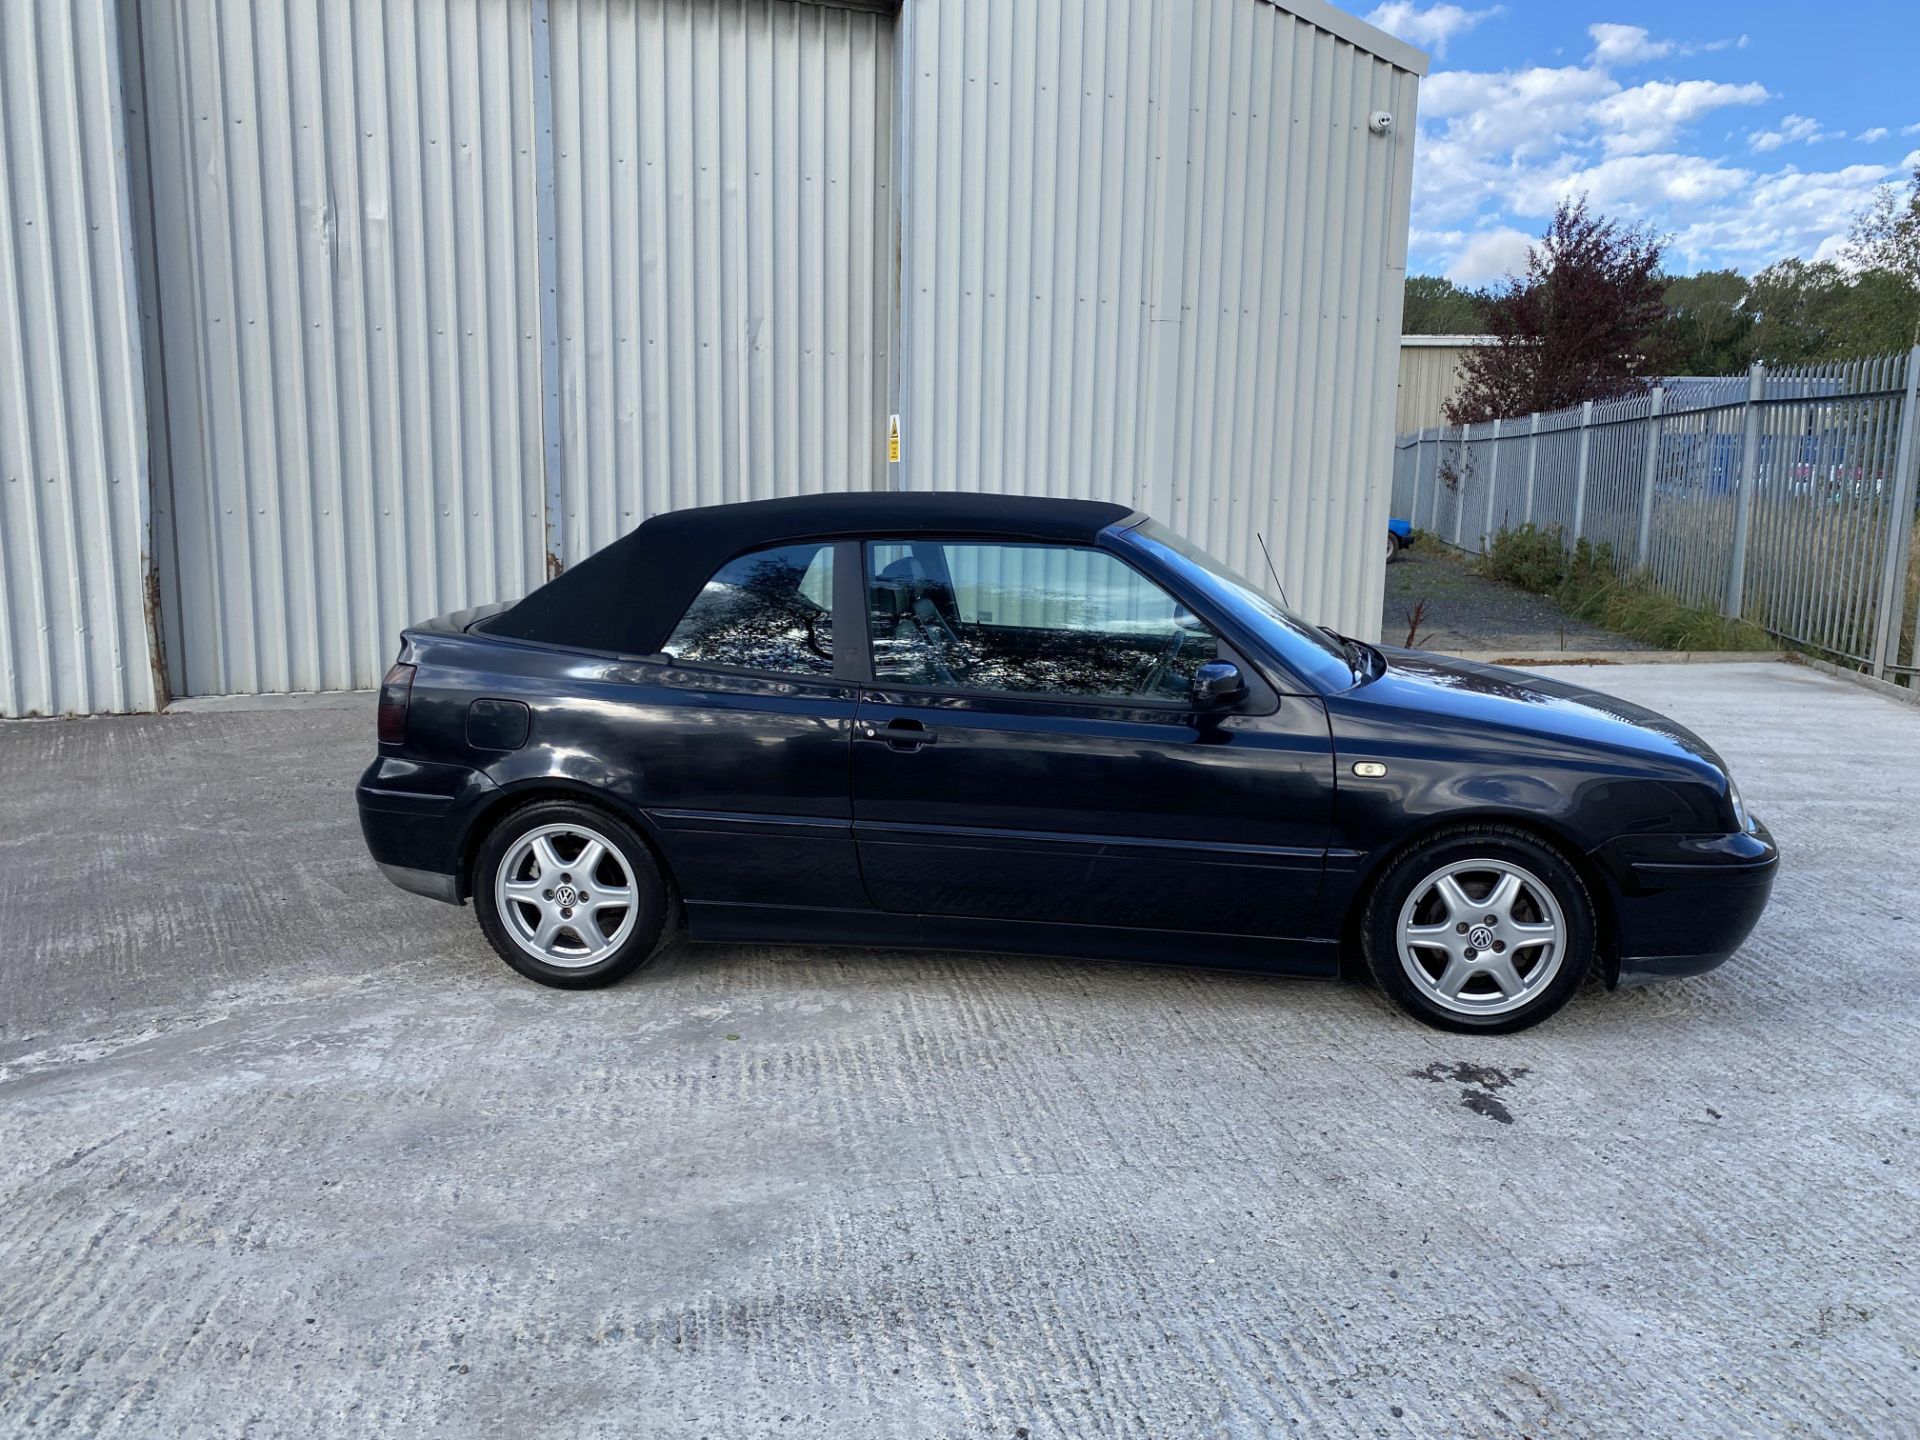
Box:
[377,662,416,744]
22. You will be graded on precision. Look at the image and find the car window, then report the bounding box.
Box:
[662,543,834,676]
[1117,520,1356,692]
[866,540,1219,701]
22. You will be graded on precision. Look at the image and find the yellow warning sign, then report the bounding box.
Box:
[888,414,901,464]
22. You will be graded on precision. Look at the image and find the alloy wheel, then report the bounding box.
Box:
[494,822,639,968]
[1395,858,1567,1017]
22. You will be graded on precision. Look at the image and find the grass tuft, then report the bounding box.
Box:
[1478,524,1775,653]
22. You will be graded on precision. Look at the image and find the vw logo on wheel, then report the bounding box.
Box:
[1467,925,1495,950]
[554,883,579,907]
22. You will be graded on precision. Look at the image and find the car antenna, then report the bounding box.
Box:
[1255,531,1289,608]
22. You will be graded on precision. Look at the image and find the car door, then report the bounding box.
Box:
[849,538,1336,939]
[605,538,867,915]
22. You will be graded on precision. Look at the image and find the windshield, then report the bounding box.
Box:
[1116,520,1358,692]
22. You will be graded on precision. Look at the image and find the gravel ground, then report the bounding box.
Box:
[3,662,1916,1438]
[1382,543,1653,654]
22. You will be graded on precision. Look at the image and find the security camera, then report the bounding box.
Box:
[1368,111,1394,136]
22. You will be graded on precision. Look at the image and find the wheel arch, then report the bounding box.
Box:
[457,779,678,906]
[1335,810,1620,985]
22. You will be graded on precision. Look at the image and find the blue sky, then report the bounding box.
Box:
[1333,1,1920,284]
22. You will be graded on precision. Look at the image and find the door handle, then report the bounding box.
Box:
[857,717,936,751]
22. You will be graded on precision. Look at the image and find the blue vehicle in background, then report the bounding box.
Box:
[1387,517,1414,563]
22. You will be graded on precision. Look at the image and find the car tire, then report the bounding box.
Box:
[473,799,669,989]
[1386,532,1402,564]
[1360,824,1595,1034]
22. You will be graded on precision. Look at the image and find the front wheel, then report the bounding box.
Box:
[1360,825,1595,1033]
[1386,531,1402,564]
[473,800,668,989]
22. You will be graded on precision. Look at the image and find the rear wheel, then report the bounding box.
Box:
[1386,531,1402,564]
[1361,826,1594,1033]
[473,800,667,989]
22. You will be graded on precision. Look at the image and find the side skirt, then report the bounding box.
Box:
[683,901,1341,979]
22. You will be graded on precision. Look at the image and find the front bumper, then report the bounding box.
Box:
[1591,818,1778,987]
[356,756,496,905]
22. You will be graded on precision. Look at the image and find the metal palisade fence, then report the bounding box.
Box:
[1391,347,1920,684]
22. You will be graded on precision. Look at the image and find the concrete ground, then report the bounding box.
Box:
[2,661,1916,1438]
[1383,544,1654,655]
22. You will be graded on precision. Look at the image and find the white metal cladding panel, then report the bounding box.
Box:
[899,0,1418,643]
[548,0,897,561]
[897,0,1162,513]
[1151,0,1417,641]
[0,0,156,717]
[1395,340,1481,434]
[130,0,547,697]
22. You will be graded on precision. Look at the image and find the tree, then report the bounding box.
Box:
[1445,199,1670,426]
[1402,275,1489,335]
[1845,161,1920,287]
[1660,269,1756,375]
[1747,258,1920,362]
[1840,161,1920,348]
[1746,259,1843,363]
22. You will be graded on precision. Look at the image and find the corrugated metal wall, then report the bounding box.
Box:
[895,0,1160,512]
[548,0,897,562]
[4,0,1420,713]
[1395,337,1488,435]
[0,0,158,716]
[897,0,1419,641]
[128,0,548,698]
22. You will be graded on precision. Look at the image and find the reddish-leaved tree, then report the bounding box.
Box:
[1445,199,1671,426]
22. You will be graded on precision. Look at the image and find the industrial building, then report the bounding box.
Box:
[1395,333,1497,435]
[0,0,1423,716]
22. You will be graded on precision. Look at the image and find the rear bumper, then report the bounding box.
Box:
[356,756,495,905]
[1591,819,1778,987]
[376,862,462,904]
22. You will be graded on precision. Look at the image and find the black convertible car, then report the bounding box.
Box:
[357,491,1776,1033]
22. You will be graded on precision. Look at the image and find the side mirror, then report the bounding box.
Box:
[1190,661,1246,712]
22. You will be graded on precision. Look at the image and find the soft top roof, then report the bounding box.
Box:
[478,490,1136,658]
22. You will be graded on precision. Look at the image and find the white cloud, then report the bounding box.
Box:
[1811,232,1852,265]
[1420,155,1909,278]
[1586,22,1747,66]
[1364,3,1503,60]
[1412,65,1622,224]
[1593,80,1770,155]
[1587,24,1670,65]
[1513,153,1752,218]
[1665,162,1905,271]
[1445,228,1535,285]
[1749,114,1843,152]
[1904,123,1920,137]
[1401,20,1899,280]
[1411,64,1767,225]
